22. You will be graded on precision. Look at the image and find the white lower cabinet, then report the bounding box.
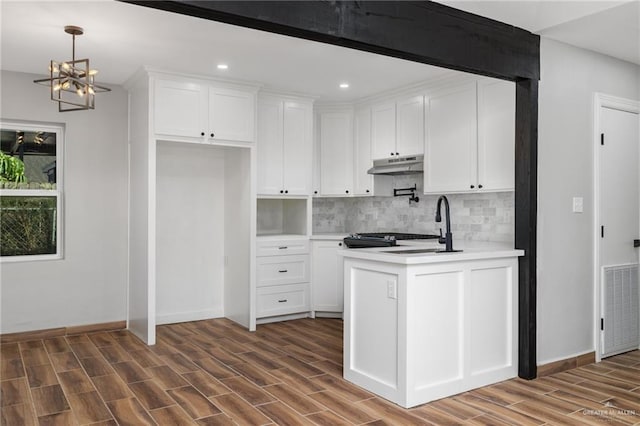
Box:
[256,237,311,320]
[256,283,310,318]
[311,240,345,314]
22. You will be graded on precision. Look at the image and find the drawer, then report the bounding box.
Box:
[256,283,310,318]
[257,239,309,256]
[257,255,309,287]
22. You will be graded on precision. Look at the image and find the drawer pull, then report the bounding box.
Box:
[278,246,288,250]
[278,299,288,303]
[278,269,288,273]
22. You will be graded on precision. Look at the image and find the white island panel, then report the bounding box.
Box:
[349,266,399,393]
[469,266,514,376]
[410,271,464,389]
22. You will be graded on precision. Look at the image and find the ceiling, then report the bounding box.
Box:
[1,1,638,103]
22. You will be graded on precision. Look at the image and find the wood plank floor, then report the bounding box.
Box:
[1,318,639,425]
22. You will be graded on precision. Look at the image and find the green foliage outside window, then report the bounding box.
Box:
[0,152,26,184]
[0,196,57,256]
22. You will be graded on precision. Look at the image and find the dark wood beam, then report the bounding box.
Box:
[123,0,539,81]
[515,78,538,379]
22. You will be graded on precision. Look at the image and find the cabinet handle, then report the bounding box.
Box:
[338,242,342,246]
[366,189,370,193]
[278,270,288,273]
[345,190,349,194]
[200,132,205,136]
[284,190,288,194]
[280,190,284,194]
[478,184,483,189]
[278,246,288,250]
[396,152,399,156]
[314,191,318,194]
[210,133,215,138]
[470,185,475,189]
[390,152,395,156]
[278,299,288,303]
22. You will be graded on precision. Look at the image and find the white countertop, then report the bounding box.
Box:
[310,233,348,241]
[338,240,524,265]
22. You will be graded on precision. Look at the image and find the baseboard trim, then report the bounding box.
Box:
[156,309,223,326]
[537,351,596,377]
[1,320,127,344]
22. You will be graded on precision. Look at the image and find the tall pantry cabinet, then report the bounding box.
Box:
[126,68,259,344]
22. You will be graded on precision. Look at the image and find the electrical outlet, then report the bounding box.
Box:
[572,197,583,213]
[387,280,397,299]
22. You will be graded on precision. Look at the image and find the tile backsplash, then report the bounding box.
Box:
[313,178,514,242]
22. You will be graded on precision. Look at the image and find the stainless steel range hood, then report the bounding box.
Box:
[367,154,424,175]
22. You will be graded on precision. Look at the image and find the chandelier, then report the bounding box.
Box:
[33,26,111,112]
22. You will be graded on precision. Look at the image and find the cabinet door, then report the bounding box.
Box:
[424,82,478,193]
[312,241,344,312]
[477,79,515,191]
[371,102,396,160]
[354,108,373,196]
[283,101,312,195]
[209,87,255,142]
[154,79,207,139]
[319,111,353,196]
[257,98,284,195]
[396,95,425,157]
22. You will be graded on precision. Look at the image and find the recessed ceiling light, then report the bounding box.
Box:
[217,64,229,70]
[339,83,349,89]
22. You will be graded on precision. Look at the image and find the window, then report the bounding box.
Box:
[0,122,63,261]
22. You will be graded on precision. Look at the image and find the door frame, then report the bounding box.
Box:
[593,92,640,361]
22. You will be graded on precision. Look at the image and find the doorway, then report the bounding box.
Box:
[594,93,640,360]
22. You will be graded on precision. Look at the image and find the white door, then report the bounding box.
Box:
[599,102,640,357]
[257,98,284,195]
[371,102,396,160]
[424,82,477,193]
[319,111,353,196]
[477,79,515,191]
[154,79,207,139]
[396,95,424,157]
[312,240,344,312]
[209,87,255,142]
[283,101,312,195]
[354,108,373,196]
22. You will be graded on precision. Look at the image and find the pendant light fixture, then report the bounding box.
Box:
[33,25,111,112]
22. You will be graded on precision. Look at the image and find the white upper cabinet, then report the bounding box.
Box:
[209,87,255,143]
[396,95,425,158]
[283,101,313,195]
[371,96,425,160]
[154,79,207,138]
[425,82,477,193]
[257,95,313,196]
[354,108,373,196]
[153,77,255,143]
[371,102,396,160]
[477,79,515,191]
[257,98,284,195]
[318,110,354,196]
[424,79,515,194]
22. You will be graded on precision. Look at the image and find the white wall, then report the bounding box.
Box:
[0,70,129,333]
[537,39,640,364]
[155,141,226,324]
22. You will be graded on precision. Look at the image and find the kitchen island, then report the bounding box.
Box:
[339,242,524,408]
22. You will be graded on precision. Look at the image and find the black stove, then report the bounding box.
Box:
[343,232,440,248]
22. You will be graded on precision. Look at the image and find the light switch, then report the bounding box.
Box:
[572,197,583,213]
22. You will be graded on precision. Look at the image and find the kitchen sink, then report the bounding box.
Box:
[382,248,440,254]
[382,248,463,254]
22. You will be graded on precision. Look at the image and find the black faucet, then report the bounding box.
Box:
[435,195,454,252]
